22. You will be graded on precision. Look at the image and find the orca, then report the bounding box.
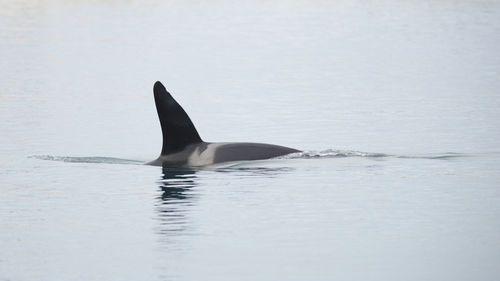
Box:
[147,81,300,167]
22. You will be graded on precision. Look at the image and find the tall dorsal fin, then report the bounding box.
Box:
[153,81,202,155]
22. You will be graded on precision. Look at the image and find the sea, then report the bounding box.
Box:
[1,0,500,280]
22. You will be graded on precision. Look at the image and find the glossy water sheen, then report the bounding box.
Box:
[1,1,500,280]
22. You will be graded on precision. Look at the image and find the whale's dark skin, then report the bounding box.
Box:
[147,81,300,167]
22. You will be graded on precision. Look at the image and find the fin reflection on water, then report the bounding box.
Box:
[155,167,199,239]
[154,165,294,246]
[158,167,198,201]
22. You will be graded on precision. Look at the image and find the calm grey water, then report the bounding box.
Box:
[1,0,500,280]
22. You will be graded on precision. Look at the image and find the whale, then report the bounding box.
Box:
[147,81,300,167]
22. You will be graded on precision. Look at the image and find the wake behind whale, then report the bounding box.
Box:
[30,151,468,165]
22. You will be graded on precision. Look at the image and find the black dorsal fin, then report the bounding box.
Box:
[153,81,202,155]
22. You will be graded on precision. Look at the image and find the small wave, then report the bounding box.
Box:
[396,152,467,160]
[281,149,390,159]
[29,155,144,165]
[281,150,467,160]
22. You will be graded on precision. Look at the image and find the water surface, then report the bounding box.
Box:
[1,0,500,280]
